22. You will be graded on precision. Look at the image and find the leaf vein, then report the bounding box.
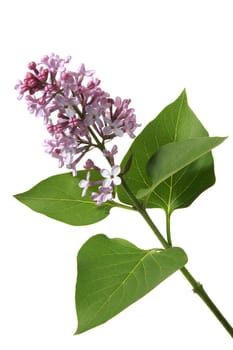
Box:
[87,249,154,324]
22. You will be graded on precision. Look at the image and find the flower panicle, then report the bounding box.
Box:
[16,53,140,204]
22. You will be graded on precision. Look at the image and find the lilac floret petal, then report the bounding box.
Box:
[112,165,121,176]
[79,171,91,197]
[101,168,111,179]
[113,177,121,186]
[102,178,112,188]
[91,186,113,205]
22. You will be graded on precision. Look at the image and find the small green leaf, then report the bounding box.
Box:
[14,171,112,226]
[75,234,188,334]
[117,90,222,212]
[138,137,226,200]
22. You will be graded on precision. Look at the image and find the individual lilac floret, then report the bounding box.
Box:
[101,165,121,188]
[103,145,118,166]
[103,119,124,137]
[84,159,100,171]
[91,186,113,205]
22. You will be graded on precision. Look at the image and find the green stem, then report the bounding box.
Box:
[166,212,172,246]
[110,200,136,211]
[120,178,233,338]
[180,267,233,337]
[88,126,104,150]
[121,179,169,248]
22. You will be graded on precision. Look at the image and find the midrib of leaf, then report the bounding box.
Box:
[167,176,174,214]
[18,195,114,209]
[86,249,156,325]
[18,195,97,204]
[151,189,168,207]
[165,92,184,214]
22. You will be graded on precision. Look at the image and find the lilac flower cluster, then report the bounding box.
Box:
[15,53,140,204]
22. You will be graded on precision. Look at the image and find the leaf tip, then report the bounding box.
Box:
[73,328,80,336]
[180,88,188,101]
[13,193,20,200]
[74,322,90,335]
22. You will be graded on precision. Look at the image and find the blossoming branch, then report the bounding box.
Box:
[14,54,233,339]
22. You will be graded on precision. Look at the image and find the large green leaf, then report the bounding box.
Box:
[75,234,188,334]
[138,137,226,202]
[14,171,113,226]
[117,90,220,213]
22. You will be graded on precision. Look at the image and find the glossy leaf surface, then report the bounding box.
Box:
[75,234,188,333]
[14,171,112,226]
[138,137,226,203]
[117,90,222,213]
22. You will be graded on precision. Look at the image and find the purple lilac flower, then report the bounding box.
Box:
[91,186,113,205]
[78,164,121,205]
[84,159,100,171]
[40,54,71,73]
[103,97,140,138]
[101,165,121,187]
[16,53,140,204]
[103,119,124,137]
[103,145,118,166]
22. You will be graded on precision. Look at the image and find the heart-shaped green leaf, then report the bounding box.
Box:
[138,137,226,201]
[75,234,188,334]
[14,171,113,226]
[117,90,221,212]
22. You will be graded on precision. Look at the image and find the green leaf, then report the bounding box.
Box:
[14,170,112,226]
[138,137,226,200]
[75,234,188,334]
[117,89,222,212]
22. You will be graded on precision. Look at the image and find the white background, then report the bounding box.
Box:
[0,0,233,348]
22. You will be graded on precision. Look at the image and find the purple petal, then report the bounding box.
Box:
[113,176,121,186]
[101,169,111,178]
[111,165,121,176]
[102,178,112,187]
